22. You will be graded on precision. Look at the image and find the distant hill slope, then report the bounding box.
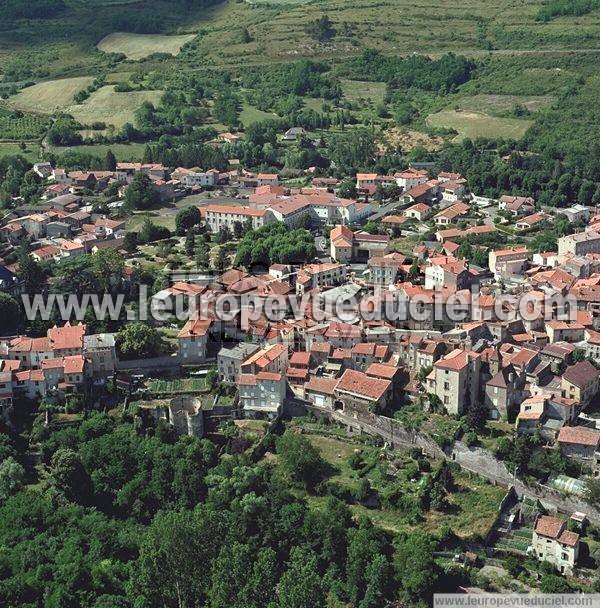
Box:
[1,0,599,83]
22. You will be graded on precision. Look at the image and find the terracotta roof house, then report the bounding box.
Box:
[334,369,392,414]
[532,515,580,573]
[561,360,600,406]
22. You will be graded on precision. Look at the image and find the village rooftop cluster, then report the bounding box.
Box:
[1,143,600,577]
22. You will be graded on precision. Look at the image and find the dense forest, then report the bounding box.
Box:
[0,413,455,608]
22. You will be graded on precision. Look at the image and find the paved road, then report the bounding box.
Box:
[368,200,404,222]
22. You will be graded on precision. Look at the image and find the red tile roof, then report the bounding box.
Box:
[535,516,565,539]
[305,376,339,395]
[557,425,600,447]
[562,360,600,388]
[178,318,212,339]
[335,369,391,401]
[48,322,85,351]
[366,362,398,380]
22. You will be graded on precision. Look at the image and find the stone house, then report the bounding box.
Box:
[557,426,600,476]
[333,369,392,416]
[561,360,600,407]
[531,515,580,574]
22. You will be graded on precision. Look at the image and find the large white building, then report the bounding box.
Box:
[172,167,217,187]
[204,205,275,233]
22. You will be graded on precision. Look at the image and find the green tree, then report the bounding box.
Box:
[276,430,327,489]
[540,574,570,593]
[196,240,210,269]
[130,508,224,608]
[123,232,138,253]
[185,230,196,257]
[105,149,117,172]
[116,323,164,360]
[586,477,600,504]
[0,457,25,501]
[139,216,170,244]
[0,292,21,334]
[92,249,124,293]
[124,173,159,210]
[49,448,92,504]
[214,246,228,272]
[346,519,389,607]
[233,220,243,240]
[16,245,45,295]
[217,225,232,244]
[175,206,201,236]
[328,128,376,174]
[394,531,437,603]
[207,542,261,608]
[504,555,522,577]
[408,258,420,280]
[304,15,335,42]
[277,547,324,608]
[466,396,487,432]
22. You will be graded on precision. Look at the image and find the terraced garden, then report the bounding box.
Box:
[147,378,207,394]
[494,527,534,554]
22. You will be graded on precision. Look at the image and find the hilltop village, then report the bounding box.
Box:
[1,134,600,601]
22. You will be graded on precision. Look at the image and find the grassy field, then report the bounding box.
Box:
[426,109,533,141]
[0,142,39,161]
[0,0,598,88]
[456,94,555,115]
[49,142,148,161]
[147,378,206,394]
[179,0,600,68]
[66,86,163,128]
[0,108,50,140]
[239,102,278,127]
[97,32,197,60]
[126,212,177,232]
[341,79,387,104]
[6,77,94,113]
[384,127,445,152]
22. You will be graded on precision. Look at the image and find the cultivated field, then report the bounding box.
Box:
[7,77,94,114]
[66,86,163,128]
[97,32,196,60]
[426,109,533,141]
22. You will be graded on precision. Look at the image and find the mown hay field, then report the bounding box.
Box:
[97,32,196,60]
[7,77,94,113]
[66,86,163,128]
[426,109,533,141]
